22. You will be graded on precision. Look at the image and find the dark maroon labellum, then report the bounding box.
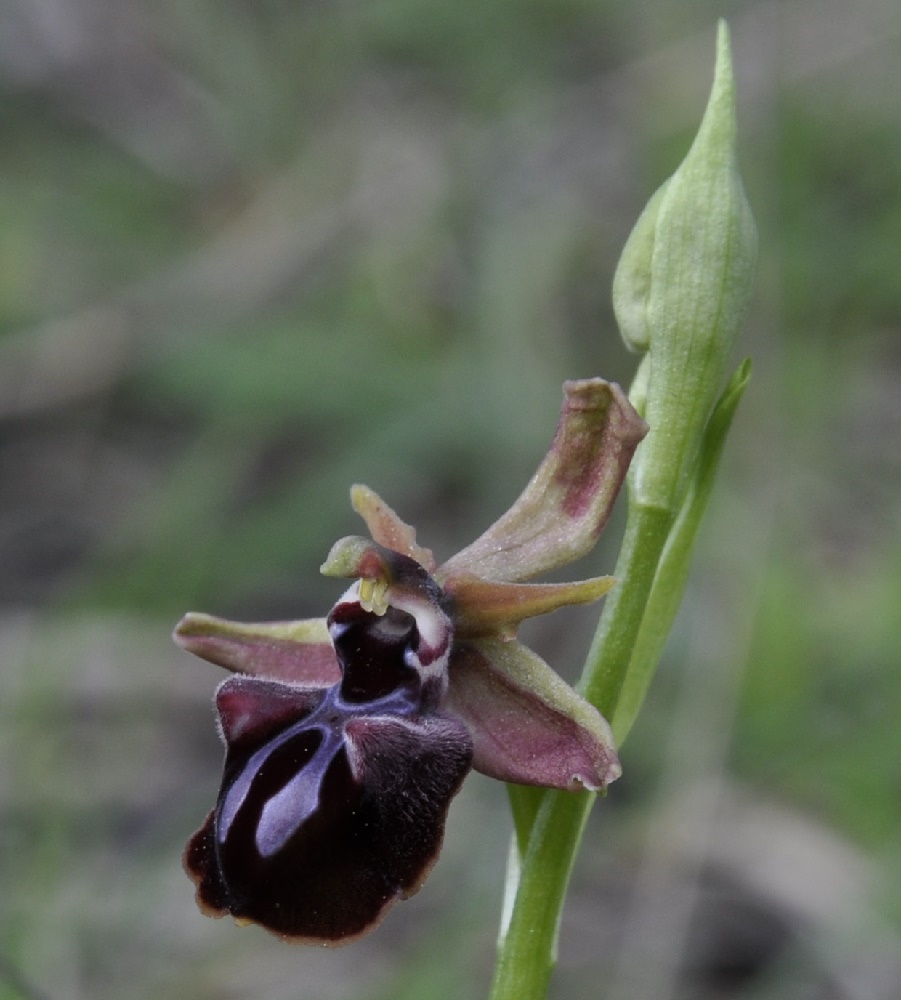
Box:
[185,594,472,943]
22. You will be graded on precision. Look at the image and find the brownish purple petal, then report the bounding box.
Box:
[350,484,436,572]
[439,379,647,583]
[444,574,615,639]
[444,636,620,792]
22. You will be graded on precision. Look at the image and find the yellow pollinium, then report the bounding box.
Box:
[358,576,390,616]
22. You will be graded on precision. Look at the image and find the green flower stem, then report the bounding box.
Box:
[611,359,751,743]
[580,504,675,723]
[490,503,674,1000]
[506,784,544,855]
[492,789,592,999]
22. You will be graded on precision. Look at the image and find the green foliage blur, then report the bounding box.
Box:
[1,2,900,998]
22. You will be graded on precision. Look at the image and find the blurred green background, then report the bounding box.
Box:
[1,1,900,998]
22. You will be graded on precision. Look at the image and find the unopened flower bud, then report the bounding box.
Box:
[613,21,757,512]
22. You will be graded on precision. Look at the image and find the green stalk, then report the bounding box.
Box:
[579,505,675,720]
[611,359,751,742]
[491,790,592,999]
[489,504,673,1000]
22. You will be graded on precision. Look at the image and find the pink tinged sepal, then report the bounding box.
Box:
[172,612,340,686]
[444,636,621,792]
[440,379,647,584]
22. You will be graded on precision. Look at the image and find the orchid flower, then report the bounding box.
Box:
[174,378,647,944]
